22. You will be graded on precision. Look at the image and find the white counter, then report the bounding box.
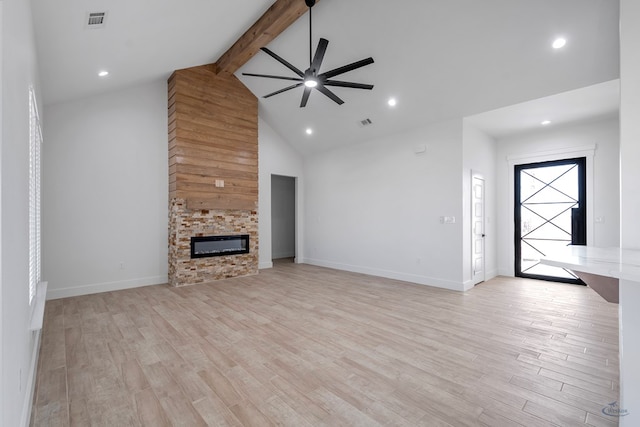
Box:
[541,245,640,282]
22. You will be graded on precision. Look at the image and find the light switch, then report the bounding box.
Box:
[215,179,225,188]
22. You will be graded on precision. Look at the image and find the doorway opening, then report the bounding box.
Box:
[514,157,586,284]
[271,175,296,263]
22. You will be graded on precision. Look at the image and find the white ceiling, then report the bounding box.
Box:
[31,0,274,105]
[32,0,620,156]
[466,79,620,139]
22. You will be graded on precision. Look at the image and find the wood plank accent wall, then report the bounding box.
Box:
[168,64,258,211]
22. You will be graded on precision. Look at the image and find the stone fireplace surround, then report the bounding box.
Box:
[168,198,258,287]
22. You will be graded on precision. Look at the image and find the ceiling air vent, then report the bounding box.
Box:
[358,118,373,127]
[86,11,107,29]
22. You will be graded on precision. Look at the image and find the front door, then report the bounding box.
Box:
[514,158,586,283]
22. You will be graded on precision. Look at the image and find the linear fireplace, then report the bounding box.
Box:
[190,234,250,259]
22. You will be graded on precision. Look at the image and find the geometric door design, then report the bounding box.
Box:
[515,158,586,283]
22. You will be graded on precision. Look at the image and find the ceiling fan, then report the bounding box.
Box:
[242,0,374,108]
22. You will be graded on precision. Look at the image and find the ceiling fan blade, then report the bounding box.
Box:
[263,83,304,98]
[311,38,329,72]
[261,47,304,77]
[300,87,312,108]
[324,80,374,90]
[316,85,344,105]
[242,73,303,82]
[320,57,374,79]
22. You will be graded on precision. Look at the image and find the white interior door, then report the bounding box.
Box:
[472,174,485,285]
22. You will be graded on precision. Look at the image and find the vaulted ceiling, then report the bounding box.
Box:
[32,0,620,155]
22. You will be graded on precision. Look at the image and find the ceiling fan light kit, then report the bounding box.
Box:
[242,0,374,107]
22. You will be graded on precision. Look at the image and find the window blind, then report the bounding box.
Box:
[29,87,42,305]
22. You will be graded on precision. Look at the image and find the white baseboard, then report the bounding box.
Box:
[463,279,475,291]
[46,275,168,300]
[486,269,499,281]
[272,252,295,259]
[300,258,465,291]
[20,329,41,427]
[498,268,515,277]
[259,261,274,269]
[467,269,501,289]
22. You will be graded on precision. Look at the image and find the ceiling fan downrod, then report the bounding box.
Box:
[308,0,313,67]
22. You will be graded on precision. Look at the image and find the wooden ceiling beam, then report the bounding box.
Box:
[215,0,318,75]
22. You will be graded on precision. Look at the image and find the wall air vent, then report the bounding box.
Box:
[358,118,373,127]
[86,11,108,28]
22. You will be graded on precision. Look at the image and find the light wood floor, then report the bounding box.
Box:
[32,264,620,426]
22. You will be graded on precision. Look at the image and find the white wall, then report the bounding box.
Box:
[619,0,640,422]
[1,0,42,425]
[0,2,4,422]
[0,1,4,421]
[462,122,498,288]
[271,175,296,259]
[495,117,620,277]
[620,1,640,249]
[303,119,465,290]
[42,81,168,299]
[258,116,304,269]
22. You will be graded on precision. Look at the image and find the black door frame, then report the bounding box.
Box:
[514,157,586,284]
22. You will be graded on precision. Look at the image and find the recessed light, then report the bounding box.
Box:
[388,98,397,107]
[541,120,551,126]
[305,128,313,135]
[98,70,109,77]
[552,37,567,49]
